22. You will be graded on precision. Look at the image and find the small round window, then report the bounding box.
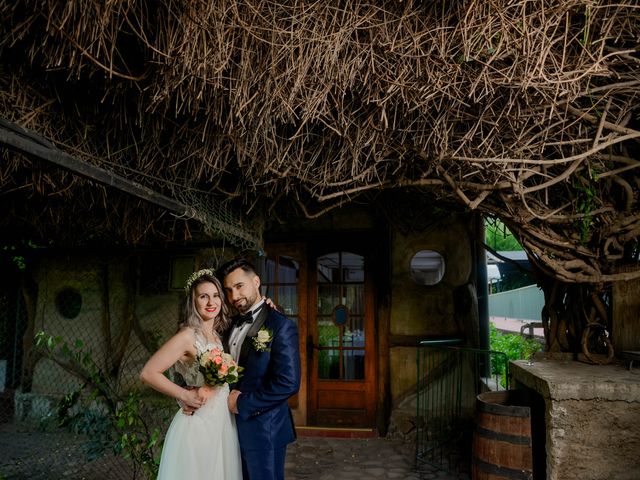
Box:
[410,250,445,285]
[55,288,82,319]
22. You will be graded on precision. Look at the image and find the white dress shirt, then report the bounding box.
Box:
[229,299,265,362]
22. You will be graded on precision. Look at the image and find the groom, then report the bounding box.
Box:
[218,258,301,480]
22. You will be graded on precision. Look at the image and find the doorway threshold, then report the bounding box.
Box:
[297,426,378,438]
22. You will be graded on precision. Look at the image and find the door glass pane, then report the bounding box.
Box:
[318,285,341,314]
[260,254,299,314]
[344,284,364,314]
[341,252,364,282]
[278,256,299,282]
[277,286,298,316]
[317,319,339,347]
[264,257,276,282]
[318,349,340,379]
[342,349,365,380]
[344,319,364,347]
[317,253,340,283]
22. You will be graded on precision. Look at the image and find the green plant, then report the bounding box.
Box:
[489,322,542,382]
[574,173,599,244]
[115,393,162,473]
[485,218,522,251]
[35,331,162,479]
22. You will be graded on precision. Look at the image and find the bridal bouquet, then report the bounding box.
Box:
[197,347,243,387]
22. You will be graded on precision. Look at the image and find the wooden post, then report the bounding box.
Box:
[612,266,640,353]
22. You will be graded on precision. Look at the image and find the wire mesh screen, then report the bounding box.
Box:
[415,340,509,478]
[0,252,204,480]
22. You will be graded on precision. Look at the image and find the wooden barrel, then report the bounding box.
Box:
[472,390,533,480]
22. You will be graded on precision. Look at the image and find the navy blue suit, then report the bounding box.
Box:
[225,305,301,480]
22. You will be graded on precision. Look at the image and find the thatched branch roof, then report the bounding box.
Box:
[1,0,639,282]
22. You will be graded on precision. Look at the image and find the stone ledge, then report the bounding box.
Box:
[511,357,640,402]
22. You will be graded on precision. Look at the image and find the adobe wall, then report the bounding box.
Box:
[15,244,249,421]
[17,254,182,419]
[387,214,477,436]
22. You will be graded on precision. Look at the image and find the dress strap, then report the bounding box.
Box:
[193,329,207,353]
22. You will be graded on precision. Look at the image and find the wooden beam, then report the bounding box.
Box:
[0,118,195,215]
[0,117,261,248]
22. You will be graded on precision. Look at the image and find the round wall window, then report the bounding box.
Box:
[55,288,82,319]
[410,250,446,285]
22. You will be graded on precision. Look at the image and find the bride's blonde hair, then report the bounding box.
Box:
[180,271,230,335]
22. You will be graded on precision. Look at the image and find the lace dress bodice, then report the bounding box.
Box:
[173,331,223,387]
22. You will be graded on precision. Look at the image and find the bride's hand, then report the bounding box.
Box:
[263,296,279,312]
[181,387,205,409]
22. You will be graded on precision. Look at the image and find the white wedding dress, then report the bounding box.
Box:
[157,333,242,480]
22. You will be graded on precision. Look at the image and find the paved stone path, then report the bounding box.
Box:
[285,436,466,480]
[1,422,467,479]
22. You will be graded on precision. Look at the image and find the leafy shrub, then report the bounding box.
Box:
[489,322,542,380]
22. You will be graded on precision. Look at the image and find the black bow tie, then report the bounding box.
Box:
[234,304,264,328]
[234,311,254,328]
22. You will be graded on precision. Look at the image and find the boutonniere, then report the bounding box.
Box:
[252,327,273,352]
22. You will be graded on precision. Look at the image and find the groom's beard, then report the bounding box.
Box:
[233,291,259,313]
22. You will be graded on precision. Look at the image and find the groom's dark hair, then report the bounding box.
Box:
[217,258,256,279]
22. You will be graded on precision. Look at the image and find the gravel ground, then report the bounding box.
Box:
[0,422,139,480]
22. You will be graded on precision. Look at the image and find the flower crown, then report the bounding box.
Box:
[184,268,216,294]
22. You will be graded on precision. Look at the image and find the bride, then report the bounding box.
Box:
[140,269,242,480]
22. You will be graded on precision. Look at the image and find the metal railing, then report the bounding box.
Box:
[415,340,509,477]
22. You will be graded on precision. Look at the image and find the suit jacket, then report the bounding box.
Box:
[224,305,301,451]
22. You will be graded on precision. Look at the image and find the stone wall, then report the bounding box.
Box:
[512,356,640,480]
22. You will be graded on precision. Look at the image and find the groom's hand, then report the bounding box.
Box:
[228,389,241,414]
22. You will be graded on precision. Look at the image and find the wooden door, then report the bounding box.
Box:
[308,249,376,427]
